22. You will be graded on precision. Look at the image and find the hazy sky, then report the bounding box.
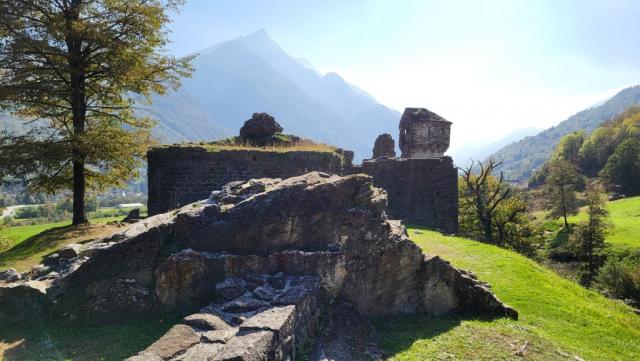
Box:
[166,0,640,150]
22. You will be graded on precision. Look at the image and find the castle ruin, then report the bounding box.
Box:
[360,107,458,233]
[147,108,458,233]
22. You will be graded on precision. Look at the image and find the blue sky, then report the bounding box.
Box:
[166,0,640,149]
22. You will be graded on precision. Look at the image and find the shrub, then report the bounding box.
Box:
[596,256,640,305]
[0,224,14,252]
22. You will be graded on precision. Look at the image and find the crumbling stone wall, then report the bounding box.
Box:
[360,156,458,233]
[399,107,451,159]
[148,146,353,215]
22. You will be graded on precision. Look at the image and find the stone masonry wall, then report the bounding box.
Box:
[148,146,351,215]
[359,156,458,233]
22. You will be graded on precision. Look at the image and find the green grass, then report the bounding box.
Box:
[567,196,640,249]
[0,217,122,272]
[376,228,640,361]
[1,217,120,246]
[0,315,180,361]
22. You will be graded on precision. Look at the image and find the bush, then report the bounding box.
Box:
[0,224,14,252]
[596,256,640,305]
[14,206,44,219]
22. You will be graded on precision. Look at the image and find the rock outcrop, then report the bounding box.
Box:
[372,133,396,159]
[0,172,516,359]
[239,112,284,145]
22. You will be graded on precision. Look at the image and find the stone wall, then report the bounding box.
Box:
[148,146,352,215]
[359,156,458,233]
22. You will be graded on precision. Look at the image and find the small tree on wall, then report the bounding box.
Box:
[0,0,192,225]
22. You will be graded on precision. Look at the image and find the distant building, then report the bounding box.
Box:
[115,203,145,209]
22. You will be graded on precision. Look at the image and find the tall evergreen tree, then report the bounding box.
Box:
[544,158,580,229]
[571,182,610,287]
[0,0,192,224]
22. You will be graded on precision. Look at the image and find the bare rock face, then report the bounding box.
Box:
[399,107,451,159]
[239,112,283,145]
[372,133,396,158]
[0,172,516,359]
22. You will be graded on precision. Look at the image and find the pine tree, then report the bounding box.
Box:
[0,0,192,224]
[571,182,611,287]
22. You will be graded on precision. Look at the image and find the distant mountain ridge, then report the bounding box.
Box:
[488,85,640,181]
[153,29,400,161]
[1,30,400,161]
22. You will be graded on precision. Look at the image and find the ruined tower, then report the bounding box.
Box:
[399,107,451,159]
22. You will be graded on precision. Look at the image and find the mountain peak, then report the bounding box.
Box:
[245,28,272,42]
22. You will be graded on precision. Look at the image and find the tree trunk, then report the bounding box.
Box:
[67,0,88,225]
[483,216,493,244]
[72,159,87,224]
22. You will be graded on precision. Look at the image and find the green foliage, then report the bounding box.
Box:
[0,223,13,252]
[600,138,640,195]
[543,158,580,227]
[459,160,539,256]
[0,0,192,224]
[553,131,585,161]
[530,106,640,196]
[596,253,640,305]
[569,182,611,286]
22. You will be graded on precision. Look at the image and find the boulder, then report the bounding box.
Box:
[0,268,22,283]
[238,112,283,144]
[372,133,396,158]
[58,243,82,260]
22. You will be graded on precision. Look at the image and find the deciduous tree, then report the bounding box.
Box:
[459,160,525,244]
[544,158,580,229]
[0,0,192,224]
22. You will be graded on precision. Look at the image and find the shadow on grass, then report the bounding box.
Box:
[372,313,499,358]
[0,225,94,268]
[0,314,180,361]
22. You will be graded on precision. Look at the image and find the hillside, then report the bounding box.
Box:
[488,85,640,181]
[567,196,640,250]
[377,228,640,361]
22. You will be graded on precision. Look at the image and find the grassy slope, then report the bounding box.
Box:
[376,228,640,361]
[568,196,640,249]
[0,315,181,361]
[0,217,122,272]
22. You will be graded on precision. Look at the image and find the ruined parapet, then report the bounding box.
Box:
[361,156,458,233]
[372,133,396,158]
[147,147,352,215]
[399,107,451,159]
